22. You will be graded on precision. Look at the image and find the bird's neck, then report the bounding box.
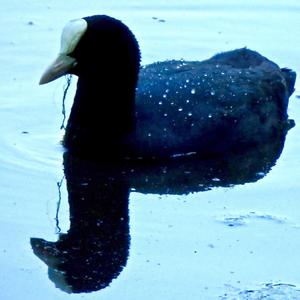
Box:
[63,75,136,153]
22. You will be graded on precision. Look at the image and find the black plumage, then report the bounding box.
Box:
[44,15,296,159]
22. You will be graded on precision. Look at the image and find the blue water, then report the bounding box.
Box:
[0,1,300,299]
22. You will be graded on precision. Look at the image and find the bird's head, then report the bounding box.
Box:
[39,15,140,85]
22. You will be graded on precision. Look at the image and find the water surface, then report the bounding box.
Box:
[0,1,300,299]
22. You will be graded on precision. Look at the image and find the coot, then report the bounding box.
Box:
[40,15,296,159]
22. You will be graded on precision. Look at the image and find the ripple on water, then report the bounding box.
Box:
[0,131,63,175]
[220,283,300,299]
[218,212,288,227]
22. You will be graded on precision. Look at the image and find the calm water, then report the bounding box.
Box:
[0,1,300,299]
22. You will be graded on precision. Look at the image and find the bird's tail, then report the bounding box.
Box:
[281,68,297,96]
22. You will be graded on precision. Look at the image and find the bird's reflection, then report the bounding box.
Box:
[31,123,292,293]
[31,155,130,293]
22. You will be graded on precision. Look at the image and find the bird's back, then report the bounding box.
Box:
[123,48,296,159]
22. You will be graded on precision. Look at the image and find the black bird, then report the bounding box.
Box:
[40,15,296,160]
